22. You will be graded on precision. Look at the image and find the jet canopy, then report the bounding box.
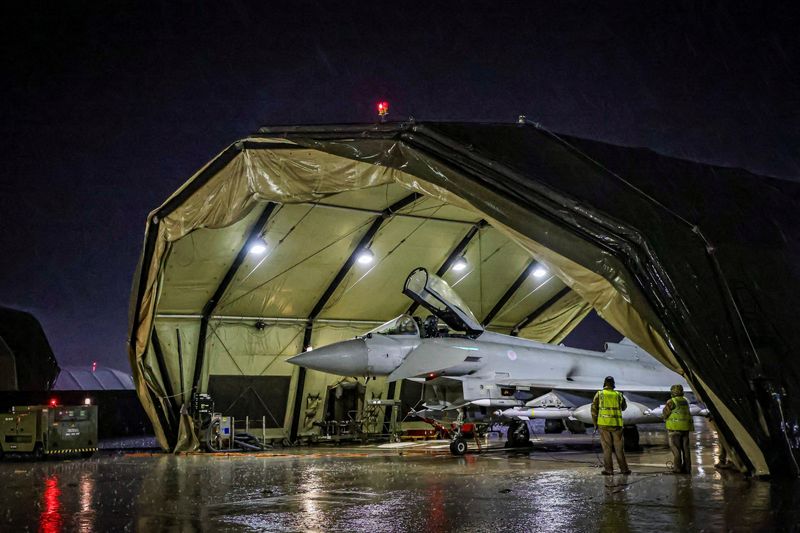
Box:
[366,314,420,337]
[403,268,484,336]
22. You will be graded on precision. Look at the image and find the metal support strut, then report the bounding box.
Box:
[288,193,422,442]
[192,203,278,410]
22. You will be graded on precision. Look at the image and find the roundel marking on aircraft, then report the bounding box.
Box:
[507,350,518,361]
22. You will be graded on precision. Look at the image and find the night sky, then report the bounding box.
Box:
[1,2,797,371]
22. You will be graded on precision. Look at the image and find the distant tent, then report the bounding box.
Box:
[0,336,17,390]
[53,366,134,391]
[0,307,60,391]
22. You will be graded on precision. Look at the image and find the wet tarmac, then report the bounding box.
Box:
[1,423,798,532]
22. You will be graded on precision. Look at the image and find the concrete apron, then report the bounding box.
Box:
[2,420,798,532]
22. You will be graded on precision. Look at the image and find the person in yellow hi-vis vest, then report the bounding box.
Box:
[662,383,693,474]
[591,376,631,475]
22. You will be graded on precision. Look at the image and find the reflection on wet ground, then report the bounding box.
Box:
[1,422,798,532]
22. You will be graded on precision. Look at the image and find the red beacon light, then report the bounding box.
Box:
[49,398,58,407]
[377,101,389,121]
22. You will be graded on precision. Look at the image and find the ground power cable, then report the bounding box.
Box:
[526,424,677,484]
[514,422,605,467]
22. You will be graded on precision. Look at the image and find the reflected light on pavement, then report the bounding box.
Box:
[40,475,62,533]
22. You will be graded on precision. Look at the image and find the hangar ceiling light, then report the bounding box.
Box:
[532,266,548,278]
[249,241,267,255]
[452,257,468,272]
[357,248,374,264]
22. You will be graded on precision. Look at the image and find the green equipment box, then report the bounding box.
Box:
[0,404,98,459]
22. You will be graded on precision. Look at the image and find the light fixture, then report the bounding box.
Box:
[249,240,267,255]
[532,266,548,278]
[452,257,468,272]
[357,248,374,264]
[84,398,92,406]
[377,101,390,123]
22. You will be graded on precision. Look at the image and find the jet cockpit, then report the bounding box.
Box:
[402,268,484,337]
[365,314,420,337]
[363,313,449,339]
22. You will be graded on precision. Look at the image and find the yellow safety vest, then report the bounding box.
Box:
[596,389,624,427]
[666,396,692,431]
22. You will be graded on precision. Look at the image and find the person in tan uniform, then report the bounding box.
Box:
[591,376,631,475]
[662,384,693,474]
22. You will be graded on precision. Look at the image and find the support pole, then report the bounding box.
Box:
[150,329,178,444]
[176,329,185,404]
[382,381,397,435]
[511,287,572,336]
[407,220,486,315]
[481,260,538,326]
[191,202,278,410]
[289,193,422,442]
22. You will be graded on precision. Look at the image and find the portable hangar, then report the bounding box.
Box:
[0,307,60,391]
[129,121,800,477]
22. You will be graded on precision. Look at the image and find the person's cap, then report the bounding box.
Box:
[604,376,615,386]
[670,384,684,395]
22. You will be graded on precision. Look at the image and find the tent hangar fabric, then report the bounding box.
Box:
[0,306,60,391]
[53,367,135,391]
[128,121,800,477]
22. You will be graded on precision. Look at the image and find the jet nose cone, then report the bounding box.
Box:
[287,339,368,376]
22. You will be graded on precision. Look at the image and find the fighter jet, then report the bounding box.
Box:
[289,267,697,455]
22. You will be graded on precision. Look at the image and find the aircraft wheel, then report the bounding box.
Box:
[545,419,565,434]
[518,422,530,445]
[504,421,518,447]
[512,422,530,447]
[505,420,530,447]
[450,438,468,456]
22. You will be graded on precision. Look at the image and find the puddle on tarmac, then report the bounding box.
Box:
[1,426,798,532]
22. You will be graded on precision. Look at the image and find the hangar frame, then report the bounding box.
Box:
[129,121,800,477]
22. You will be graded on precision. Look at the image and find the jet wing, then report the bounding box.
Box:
[387,340,479,381]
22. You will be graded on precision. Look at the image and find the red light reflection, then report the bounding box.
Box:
[426,483,448,531]
[40,475,62,533]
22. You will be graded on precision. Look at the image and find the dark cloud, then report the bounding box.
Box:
[1,1,796,367]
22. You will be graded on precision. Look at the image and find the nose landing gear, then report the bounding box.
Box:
[449,437,468,455]
[448,410,480,455]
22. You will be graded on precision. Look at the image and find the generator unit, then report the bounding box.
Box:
[0,404,98,459]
